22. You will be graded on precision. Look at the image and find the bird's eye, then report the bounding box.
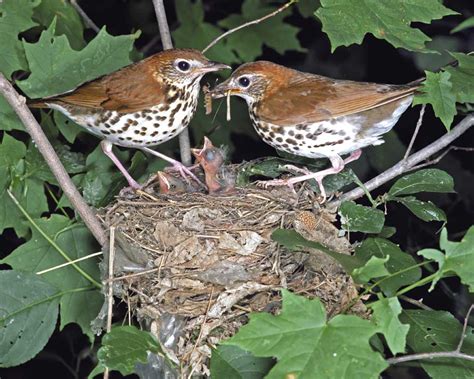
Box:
[177,60,191,72]
[238,76,250,87]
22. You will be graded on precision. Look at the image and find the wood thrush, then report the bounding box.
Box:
[211,61,419,199]
[29,48,230,189]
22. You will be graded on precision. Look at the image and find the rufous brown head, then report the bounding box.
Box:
[148,48,231,85]
[210,61,295,104]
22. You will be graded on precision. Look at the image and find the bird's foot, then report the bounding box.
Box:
[166,161,205,188]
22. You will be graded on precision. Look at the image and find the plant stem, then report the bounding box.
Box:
[8,189,102,288]
[151,0,192,166]
[0,73,107,246]
[202,0,297,53]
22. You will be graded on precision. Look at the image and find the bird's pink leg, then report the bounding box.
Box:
[100,140,141,190]
[141,147,205,188]
[258,149,362,201]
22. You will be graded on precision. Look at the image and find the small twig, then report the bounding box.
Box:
[403,104,426,161]
[330,114,474,207]
[387,303,474,365]
[398,295,433,311]
[151,0,192,166]
[387,351,474,365]
[457,304,474,352]
[202,0,297,53]
[103,227,116,379]
[70,0,100,33]
[106,267,161,283]
[0,74,107,246]
[36,252,102,275]
[410,146,474,171]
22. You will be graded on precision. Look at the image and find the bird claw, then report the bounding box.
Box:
[166,162,205,188]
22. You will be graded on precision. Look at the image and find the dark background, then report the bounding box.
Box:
[1,0,473,378]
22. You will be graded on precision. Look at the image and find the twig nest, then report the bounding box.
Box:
[100,185,366,375]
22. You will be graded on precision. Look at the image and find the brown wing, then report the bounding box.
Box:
[38,58,167,113]
[257,74,418,125]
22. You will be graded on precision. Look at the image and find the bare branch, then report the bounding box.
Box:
[202,0,297,54]
[388,304,474,365]
[387,351,474,365]
[330,114,474,207]
[457,304,474,352]
[0,73,107,246]
[70,0,100,33]
[410,146,474,171]
[151,0,192,165]
[403,104,426,161]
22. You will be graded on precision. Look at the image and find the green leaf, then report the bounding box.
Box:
[54,110,85,144]
[393,196,446,222]
[369,297,409,355]
[451,16,474,34]
[297,0,321,18]
[413,71,457,129]
[18,19,139,98]
[418,227,474,292]
[0,0,40,78]
[1,215,102,340]
[388,169,454,197]
[315,0,457,53]
[210,345,274,379]
[0,97,23,131]
[401,310,474,378]
[445,52,474,104]
[354,238,421,296]
[81,144,128,206]
[33,0,85,49]
[226,290,388,379]
[339,201,385,233]
[378,226,396,239]
[173,0,236,63]
[0,270,59,368]
[271,228,361,272]
[97,325,161,376]
[219,0,305,62]
[352,256,390,284]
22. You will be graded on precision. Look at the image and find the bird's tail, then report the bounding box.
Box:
[27,99,49,109]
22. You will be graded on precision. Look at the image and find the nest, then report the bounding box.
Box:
[100,178,366,376]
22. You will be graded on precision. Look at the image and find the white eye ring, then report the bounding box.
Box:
[176,60,191,72]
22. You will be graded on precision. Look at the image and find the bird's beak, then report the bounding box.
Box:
[209,78,240,99]
[191,136,214,159]
[156,171,170,191]
[199,61,231,73]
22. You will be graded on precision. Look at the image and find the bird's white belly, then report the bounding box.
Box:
[251,97,412,159]
[47,85,199,149]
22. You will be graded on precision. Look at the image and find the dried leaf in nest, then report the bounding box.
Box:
[100,186,366,376]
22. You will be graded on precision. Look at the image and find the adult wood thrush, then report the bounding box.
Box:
[29,48,230,189]
[211,61,419,199]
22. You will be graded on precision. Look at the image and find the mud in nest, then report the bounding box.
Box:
[100,184,366,376]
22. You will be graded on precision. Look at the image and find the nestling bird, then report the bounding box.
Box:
[192,137,235,194]
[28,48,230,189]
[211,61,419,199]
[155,171,199,194]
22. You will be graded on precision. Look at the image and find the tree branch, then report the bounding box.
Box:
[0,73,107,246]
[330,113,474,207]
[151,0,192,165]
[387,304,474,365]
[202,0,297,54]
